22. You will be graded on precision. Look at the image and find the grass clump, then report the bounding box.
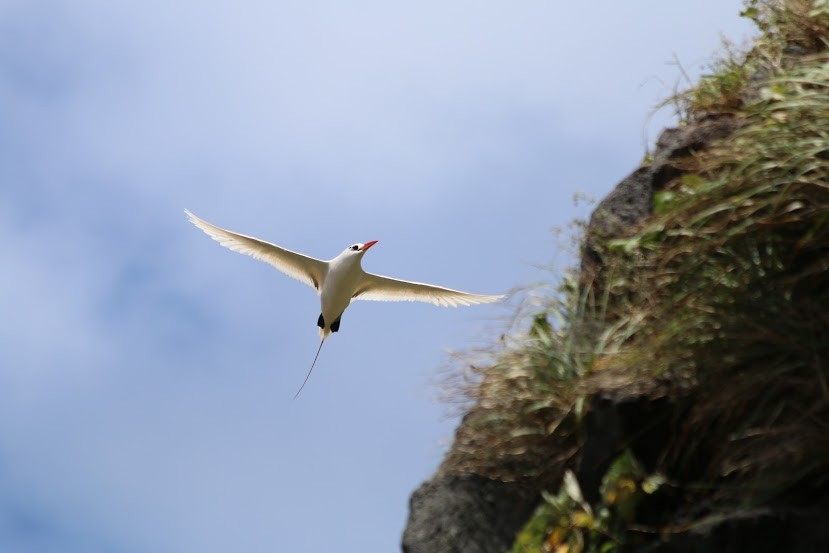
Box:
[674,0,829,118]
[440,277,600,484]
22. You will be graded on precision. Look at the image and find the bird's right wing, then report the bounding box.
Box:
[185,210,327,291]
[354,272,504,307]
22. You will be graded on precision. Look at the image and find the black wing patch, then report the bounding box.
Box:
[317,313,342,332]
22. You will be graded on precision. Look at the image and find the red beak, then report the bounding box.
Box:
[360,240,378,252]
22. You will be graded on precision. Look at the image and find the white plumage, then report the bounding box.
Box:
[185,209,503,396]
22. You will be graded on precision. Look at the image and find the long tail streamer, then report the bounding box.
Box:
[294,338,326,400]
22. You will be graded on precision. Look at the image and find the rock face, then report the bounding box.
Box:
[401,475,536,553]
[401,118,740,552]
[582,117,739,272]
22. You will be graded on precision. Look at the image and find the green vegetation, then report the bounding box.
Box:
[511,455,666,553]
[444,1,829,550]
[678,0,829,118]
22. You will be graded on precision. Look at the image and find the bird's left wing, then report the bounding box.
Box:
[354,272,503,307]
[185,210,327,291]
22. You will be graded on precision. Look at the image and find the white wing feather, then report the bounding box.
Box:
[354,272,503,307]
[185,210,327,291]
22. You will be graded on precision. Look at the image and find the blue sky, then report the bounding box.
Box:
[1,1,754,551]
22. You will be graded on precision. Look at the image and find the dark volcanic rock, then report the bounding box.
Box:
[402,474,537,553]
[583,117,739,273]
[591,117,740,237]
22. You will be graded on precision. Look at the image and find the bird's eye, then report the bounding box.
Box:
[351,245,359,251]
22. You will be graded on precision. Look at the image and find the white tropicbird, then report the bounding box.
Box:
[185,210,503,397]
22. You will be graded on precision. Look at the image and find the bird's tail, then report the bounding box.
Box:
[294,333,328,400]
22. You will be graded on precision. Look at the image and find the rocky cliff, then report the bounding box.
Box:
[403,3,829,552]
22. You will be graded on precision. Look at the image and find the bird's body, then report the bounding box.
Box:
[317,246,368,339]
[185,210,503,396]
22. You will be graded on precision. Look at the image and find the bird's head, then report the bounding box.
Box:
[344,240,378,256]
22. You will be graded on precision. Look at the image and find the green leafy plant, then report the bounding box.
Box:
[512,454,667,553]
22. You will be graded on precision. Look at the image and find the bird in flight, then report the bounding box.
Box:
[185,210,503,397]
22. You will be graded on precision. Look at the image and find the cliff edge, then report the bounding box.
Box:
[404,3,829,552]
